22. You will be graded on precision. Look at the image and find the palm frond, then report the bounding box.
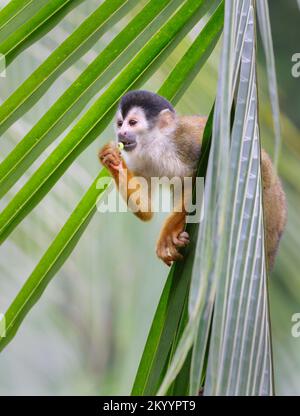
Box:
[0,0,223,354]
[256,0,281,170]
[0,169,110,352]
[0,0,85,64]
[0,0,33,31]
[156,0,273,396]
[0,0,129,132]
[0,0,181,197]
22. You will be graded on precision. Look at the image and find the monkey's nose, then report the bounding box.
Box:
[118,132,127,141]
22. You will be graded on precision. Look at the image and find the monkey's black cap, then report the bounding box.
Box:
[119,90,175,121]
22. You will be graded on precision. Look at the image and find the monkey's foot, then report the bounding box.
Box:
[156,231,190,267]
[98,142,123,173]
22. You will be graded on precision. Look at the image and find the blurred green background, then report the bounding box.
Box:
[0,0,299,395]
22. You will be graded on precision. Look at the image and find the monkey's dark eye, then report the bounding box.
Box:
[129,119,137,126]
[117,120,123,128]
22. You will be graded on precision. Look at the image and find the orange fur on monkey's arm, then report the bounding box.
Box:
[98,142,153,221]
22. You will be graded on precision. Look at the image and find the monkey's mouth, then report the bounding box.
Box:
[119,140,137,151]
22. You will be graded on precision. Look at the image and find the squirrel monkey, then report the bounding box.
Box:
[99,90,286,269]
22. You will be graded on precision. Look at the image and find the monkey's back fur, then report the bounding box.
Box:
[261,149,287,269]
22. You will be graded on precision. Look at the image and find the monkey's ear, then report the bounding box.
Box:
[157,109,176,130]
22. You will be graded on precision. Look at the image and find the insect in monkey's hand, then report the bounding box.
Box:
[99,90,287,269]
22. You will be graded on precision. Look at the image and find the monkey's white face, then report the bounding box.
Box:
[115,105,181,178]
[115,107,150,152]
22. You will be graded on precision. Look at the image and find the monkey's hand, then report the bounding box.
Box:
[98,142,123,175]
[156,212,190,266]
